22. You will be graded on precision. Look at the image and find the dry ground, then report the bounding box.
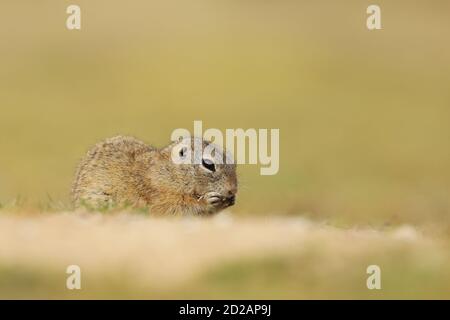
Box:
[1,210,449,299]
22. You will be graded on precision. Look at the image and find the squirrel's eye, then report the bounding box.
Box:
[202,158,216,172]
[179,147,187,158]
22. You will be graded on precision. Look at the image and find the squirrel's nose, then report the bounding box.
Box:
[226,195,236,205]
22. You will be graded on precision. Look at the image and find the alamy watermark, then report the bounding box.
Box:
[170,121,279,176]
[367,5,382,30]
[66,5,382,32]
[66,5,81,30]
[66,265,81,290]
[366,265,381,290]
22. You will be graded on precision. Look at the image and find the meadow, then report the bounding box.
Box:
[0,0,449,298]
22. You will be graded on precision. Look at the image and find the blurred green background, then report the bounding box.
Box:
[0,0,449,226]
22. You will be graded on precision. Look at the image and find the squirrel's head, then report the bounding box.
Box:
[158,136,238,212]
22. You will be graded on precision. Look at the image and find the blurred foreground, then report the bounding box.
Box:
[1,211,449,299]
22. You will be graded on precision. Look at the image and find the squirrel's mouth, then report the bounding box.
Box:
[223,195,236,207]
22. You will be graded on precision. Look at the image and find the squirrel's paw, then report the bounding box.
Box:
[203,191,224,210]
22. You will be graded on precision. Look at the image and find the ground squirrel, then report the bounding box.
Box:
[72,136,237,215]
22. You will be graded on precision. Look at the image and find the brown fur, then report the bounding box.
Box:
[72,136,237,215]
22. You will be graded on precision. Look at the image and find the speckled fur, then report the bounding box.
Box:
[72,136,237,215]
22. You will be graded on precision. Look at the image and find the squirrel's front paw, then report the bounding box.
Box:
[203,191,224,212]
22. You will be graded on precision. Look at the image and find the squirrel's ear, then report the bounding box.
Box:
[170,135,186,144]
[170,128,191,143]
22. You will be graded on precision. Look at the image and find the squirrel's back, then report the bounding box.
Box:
[72,136,155,208]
